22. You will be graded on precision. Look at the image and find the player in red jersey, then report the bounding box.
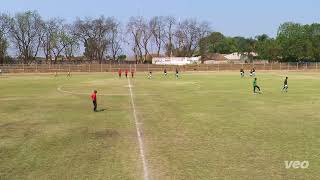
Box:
[118,68,122,78]
[125,69,129,78]
[91,90,98,112]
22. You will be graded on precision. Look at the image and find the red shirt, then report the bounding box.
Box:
[118,69,122,74]
[91,93,97,101]
[125,69,128,74]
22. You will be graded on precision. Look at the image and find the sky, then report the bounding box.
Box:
[1,0,320,38]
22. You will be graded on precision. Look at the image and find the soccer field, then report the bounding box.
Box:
[0,71,319,179]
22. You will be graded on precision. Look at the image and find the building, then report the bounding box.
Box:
[203,52,259,64]
[224,53,242,60]
[152,57,201,65]
[203,53,228,64]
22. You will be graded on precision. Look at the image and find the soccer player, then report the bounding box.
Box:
[252,68,256,77]
[131,69,135,78]
[125,69,129,78]
[91,90,98,112]
[240,69,244,78]
[148,71,152,79]
[164,68,167,77]
[282,77,288,92]
[253,78,261,93]
[175,68,179,79]
[0,69,2,75]
[118,68,122,78]
[249,69,253,77]
[67,71,71,77]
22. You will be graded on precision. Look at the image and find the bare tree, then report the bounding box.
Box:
[63,24,79,61]
[164,16,176,57]
[150,16,165,57]
[108,17,122,61]
[3,11,44,63]
[174,19,210,57]
[51,22,71,63]
[141,20,152,62]
[0,14,9,64]
[74,16,113,63]
[127,16,144,63]
[41,18,61,63]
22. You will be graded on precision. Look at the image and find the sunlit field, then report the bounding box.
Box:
[0,71,319,179]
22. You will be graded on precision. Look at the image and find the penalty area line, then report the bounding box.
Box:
[127,78,149,180]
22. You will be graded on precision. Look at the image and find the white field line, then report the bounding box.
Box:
[127,78,149,180]
[57,85,151,96]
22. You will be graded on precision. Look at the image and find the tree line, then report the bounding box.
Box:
[0,11,319,64]
[0,11,210,64]
[200,22,320,62]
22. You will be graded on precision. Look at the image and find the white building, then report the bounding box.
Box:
[224,53,242,60]
[152,57,201,65]
[203,52,259,64]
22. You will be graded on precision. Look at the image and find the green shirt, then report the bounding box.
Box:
[253,79,257,86]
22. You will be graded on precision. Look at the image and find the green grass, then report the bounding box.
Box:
[0,71,319,179]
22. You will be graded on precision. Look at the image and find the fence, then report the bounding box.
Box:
[0,62,318,73]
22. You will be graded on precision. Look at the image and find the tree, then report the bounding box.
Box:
[127,16,144,63]
[63,24,79,61]
[277,22,313,61]
[74,16,113,63]
[150,16,165,57]
[199,32,237,55]
[0,33,8,64]
[141,20,152,62]
[108,18,122,61]
[117,54,126,61]
[174,19,210,57]
[3,11,45,63]
[51,23,71,63]
[41,19,78,64]
[255,34,281,61]
[305,23,320,61]
[41,18,61,63]
[0,14,9,64]
[163,16,176,57]
[215,38,237,54]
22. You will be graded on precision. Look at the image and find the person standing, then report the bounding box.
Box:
[91,90,98,112]
[164,68,167,77]
[252,67,256,77]
[131,69,135,78]
[282,77,288,92]
[148,71,152,79]
[118,68,122,78]
[175,68,179,79]
[125,69,129,78]
[67,71,71,77]
[240,69,244,78]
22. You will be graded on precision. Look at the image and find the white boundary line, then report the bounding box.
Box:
[127,78,149,180]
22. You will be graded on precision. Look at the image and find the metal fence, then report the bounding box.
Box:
[0,62,318,73]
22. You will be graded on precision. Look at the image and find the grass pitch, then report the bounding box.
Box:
[0,71,319,179]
